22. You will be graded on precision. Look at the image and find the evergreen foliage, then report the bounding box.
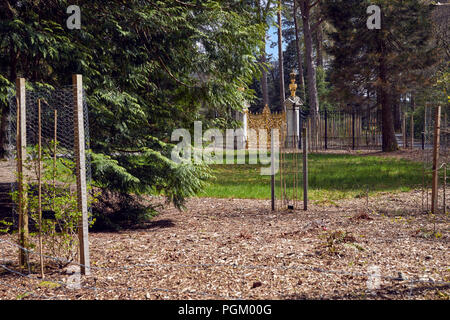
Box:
[0,1,266,212]
[322,0,439,151]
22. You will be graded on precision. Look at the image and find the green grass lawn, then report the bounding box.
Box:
[199,153,428,202]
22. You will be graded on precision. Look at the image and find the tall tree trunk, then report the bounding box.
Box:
[261,39,269,108]
[316,24,324,68]
[259,0,269,108]
[379,43,398,152]
[299,0,319,116]
[293,0,306,101]
[278,0,285,112]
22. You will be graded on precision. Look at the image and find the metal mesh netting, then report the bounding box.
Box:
[6,85,91,228]
[421,105,448,214]
[277,123,303,211]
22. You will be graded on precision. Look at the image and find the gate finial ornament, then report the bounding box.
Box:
[289,70,297,97]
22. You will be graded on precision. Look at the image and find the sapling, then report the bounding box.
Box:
[11,142,97,270]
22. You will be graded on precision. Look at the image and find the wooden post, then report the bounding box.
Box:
[443,164,447,214]
[37,99,44,279]
[53,109,57,206]
[302,127,308,211]
[410,113,414,150]
[271,129,275,211]
[16,78,28,269]
[73,74,90,275]
[324,109,328,150]
[431,106,441,215]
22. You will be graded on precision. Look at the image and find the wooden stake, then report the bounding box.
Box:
[302,126,308,211]
[443,163,446,215]
[271,129,275,211]
[73,74,90,275]
[53,109,58,211]
[37,99,44,279]
[279,127,283,209]
[422,164,425,212]
[16,78,28,269]
[410,113,414,150]
[431,106,441,215]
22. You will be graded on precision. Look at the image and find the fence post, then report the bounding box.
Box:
[444,164,447,214]
[299,117,302,149]
[352,111,356,150]
[324,108,328,150]
[431,106,441,215]
[410,113,414,150]
[73,74,90,275]
[302,126,308,211]
[271,129,275,211]
[37,99,45,279]
[16,78,28,269]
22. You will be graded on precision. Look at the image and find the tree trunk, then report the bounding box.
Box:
[379,46,398,152]
[299,0,319,116]
[259,0,269,109]
[293,0,306,101]
[315,22,324,68]
[277,1,286,112]
[261,42,269,108]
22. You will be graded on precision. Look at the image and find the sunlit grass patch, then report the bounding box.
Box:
[199,153,426,201]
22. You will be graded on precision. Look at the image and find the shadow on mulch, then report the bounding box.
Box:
[90,216,176,233]
[281,282,450,300]
[132,218,176,230]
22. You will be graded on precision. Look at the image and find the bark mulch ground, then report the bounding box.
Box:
[0,150,448,300]
[0,191,448,300]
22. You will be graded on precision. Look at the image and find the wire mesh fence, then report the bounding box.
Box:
[1,90,446,299]
[6,84,91,227]
[271,105,449,214]
[277,123,303,211]
[421,105,448,215]
[4,82,91,271]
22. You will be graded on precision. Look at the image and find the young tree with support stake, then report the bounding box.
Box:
[0,1,266,224]
[12,75,93,276]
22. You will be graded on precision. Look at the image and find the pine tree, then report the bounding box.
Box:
[298,0,321,117]
[323,0,438,151]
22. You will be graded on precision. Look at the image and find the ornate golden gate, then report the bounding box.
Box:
[245,105,286,149]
